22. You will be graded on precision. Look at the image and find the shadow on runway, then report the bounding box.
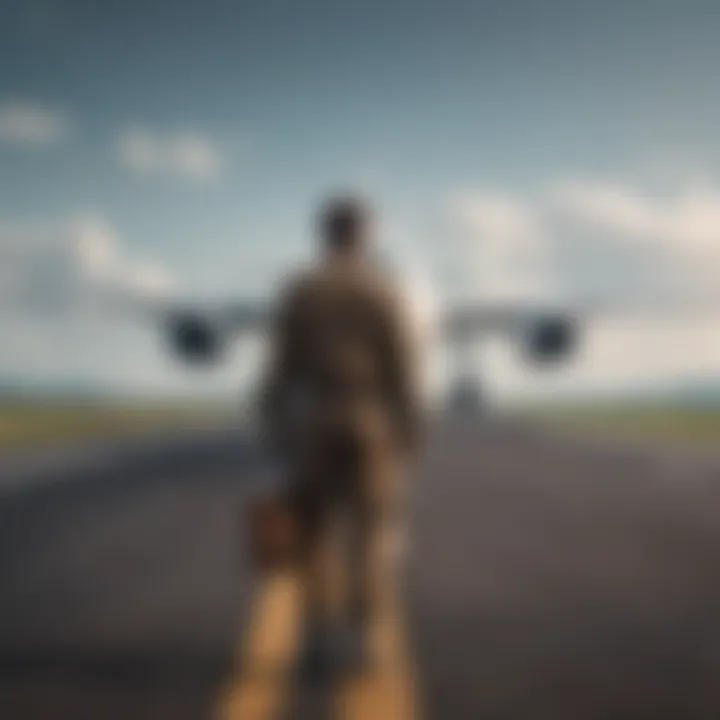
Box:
[0,647,231,685]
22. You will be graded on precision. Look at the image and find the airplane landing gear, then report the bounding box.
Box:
[448,376,485,416]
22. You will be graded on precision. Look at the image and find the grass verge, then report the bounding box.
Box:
[0,402,236,449]
[530,405,720,449]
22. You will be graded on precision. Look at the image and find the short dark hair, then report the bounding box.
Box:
[319,195,370,251]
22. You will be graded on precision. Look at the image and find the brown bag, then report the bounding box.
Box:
[246,481,300,572]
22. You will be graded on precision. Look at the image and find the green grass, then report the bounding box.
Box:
[0,403,236,449]
[531,405,720,448]
[7,400,719,452]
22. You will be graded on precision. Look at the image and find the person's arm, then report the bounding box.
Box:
[257,277,304,455]
[378,284,424,455]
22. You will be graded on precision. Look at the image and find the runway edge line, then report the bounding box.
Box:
[215,571,302,720]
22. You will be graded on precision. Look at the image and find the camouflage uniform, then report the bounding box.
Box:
[260,256,422,632]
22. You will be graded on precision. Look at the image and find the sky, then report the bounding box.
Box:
[2,0,720,400]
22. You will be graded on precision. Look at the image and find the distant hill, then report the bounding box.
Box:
[651,378,720,408]
[0,376,112,405]
[0,376,237,408]
[512,376,720,411]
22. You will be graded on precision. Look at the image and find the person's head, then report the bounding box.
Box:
[318,195,373,259]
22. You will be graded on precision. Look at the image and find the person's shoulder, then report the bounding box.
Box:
[359,262,402,303]
[361,253,403,295]
[267,269,313,323]
[348,268,404,327]
[276,265,317,302]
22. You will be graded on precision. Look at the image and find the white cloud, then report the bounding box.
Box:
[0,214,174,318]
[550,179,720,250]
[549,179,720,298]
[484,314,720,402]
[445,180,720,396]
[117,128,223,182]
[445,191,550,300]
[450,191,542,241]
[0,101,70,147]
[0,215,260,395]
[448,179,720,302]
[549,181,656,240]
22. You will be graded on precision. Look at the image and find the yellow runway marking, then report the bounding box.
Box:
[215,566,421,720]
[335,594,420,720]
[215,571,302,720]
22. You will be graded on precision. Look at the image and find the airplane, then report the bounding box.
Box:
[139,257,581,414]
[8,230,716,414]
[139,246,720,416]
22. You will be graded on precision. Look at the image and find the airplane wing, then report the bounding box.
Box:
[441,289,720,341]
[151,298,270,363]
[120,273,720,366]
[219,302,270,334]
[440,289,720,364]
[114,289,269,334]
[441,303,540,340]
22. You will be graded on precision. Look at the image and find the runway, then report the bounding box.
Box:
[2,418,720,719]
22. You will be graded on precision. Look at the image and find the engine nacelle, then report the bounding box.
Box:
[523,314,579,365]
[166,312,225,365]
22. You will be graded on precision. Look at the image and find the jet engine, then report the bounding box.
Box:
[166,312,226,365]
[522,314,579,365]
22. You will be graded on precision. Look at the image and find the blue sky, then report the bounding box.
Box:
[2,0,720,398]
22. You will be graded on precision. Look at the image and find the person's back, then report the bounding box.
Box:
[261,198,420,465]
[275,259,416,460]
[259,196,422,676]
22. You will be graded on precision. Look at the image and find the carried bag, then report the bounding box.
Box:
[246,463,301,573]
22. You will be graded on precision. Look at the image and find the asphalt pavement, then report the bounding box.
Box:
[2,419,720,719]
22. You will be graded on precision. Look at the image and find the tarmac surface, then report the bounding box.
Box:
[2,418,720,719]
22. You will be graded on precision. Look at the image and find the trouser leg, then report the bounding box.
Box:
[296,493,341,678]
[347,493,375,629]
[347,455,406,632]
[298,496,331,630]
